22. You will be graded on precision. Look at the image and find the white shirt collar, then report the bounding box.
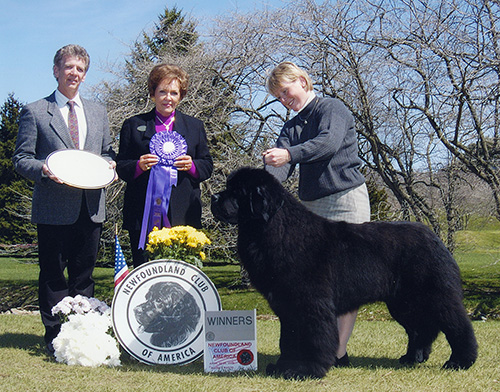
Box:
[297,91,316,113]
[55,89,83,108]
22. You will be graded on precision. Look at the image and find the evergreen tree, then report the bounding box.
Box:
[96,7,237,259]
[0,94,36,244]
[133,6,198,63]
[94,7,253,263]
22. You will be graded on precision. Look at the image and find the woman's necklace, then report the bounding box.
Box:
[156,113,175,131]
[297,97,319,125]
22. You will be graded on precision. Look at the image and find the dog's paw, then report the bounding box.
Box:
[398,354,418,366]
[266,363,278,376]
[266,362,323,380]
[399,348,429,365]
[443,359,474,370]
[443,360,460,370]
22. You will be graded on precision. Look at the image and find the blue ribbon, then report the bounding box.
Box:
[138,131,187,250]
[138,165,177,249]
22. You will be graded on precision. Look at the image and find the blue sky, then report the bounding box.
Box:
[0,0,281,105]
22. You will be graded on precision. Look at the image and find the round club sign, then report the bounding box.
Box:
[112,259,221,365]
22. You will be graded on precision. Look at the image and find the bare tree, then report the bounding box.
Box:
[88,0,498,257]
[203,0,500,248]
[93,8,263,261]
[368,0,500,220]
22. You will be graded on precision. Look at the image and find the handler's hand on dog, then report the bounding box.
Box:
[263,148,291,167]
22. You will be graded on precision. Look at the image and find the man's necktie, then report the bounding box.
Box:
[67,101,79,149]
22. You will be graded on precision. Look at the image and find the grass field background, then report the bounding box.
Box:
[0,314,498,391]
[0,225,499,391]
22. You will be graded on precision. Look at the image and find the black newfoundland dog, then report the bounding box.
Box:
[211,167,477,379]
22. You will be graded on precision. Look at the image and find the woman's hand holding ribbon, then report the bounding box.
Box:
[174,155,193,171]
[139,154,159,171]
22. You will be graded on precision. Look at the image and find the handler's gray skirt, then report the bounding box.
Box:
[301,183,371,224]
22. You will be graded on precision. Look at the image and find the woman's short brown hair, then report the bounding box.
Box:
[148,64,189,99]
[266,61,313,97]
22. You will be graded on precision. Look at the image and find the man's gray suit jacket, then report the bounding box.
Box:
[13,92,115,225]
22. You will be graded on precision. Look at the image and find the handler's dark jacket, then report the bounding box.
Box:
[116,108,213,230]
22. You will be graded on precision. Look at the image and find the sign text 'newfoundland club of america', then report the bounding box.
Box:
[204,309,257,373]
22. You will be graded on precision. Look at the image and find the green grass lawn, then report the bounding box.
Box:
[0,259,277,316]
[454,229,500,320]
[2,248,499,320]
[0,314,498,391]
[0,227,499,391]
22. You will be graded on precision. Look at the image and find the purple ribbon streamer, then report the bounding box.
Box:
[138,131,187,250]
[138,165,178,249]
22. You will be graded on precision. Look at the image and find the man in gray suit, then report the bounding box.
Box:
[13,44,116,354]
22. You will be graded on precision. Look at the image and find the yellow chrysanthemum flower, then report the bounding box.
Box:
[146,225,210,268]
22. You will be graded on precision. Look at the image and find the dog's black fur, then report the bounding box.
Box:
[211,167,477,379]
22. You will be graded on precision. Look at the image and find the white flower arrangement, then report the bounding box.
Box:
[51,295,121,367]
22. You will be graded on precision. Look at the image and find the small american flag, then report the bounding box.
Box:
[114,235,129,288]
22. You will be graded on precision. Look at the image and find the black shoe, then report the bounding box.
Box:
[335,352,350,367]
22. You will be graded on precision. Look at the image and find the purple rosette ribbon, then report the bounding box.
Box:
[139,131,188,249]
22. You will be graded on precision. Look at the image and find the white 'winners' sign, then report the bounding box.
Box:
[112,259,221,365]
[204,309,257,373]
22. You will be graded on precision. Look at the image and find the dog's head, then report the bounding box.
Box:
[211,167,285,224]
[133,281,201,347]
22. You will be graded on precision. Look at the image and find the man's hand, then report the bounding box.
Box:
[42,163,64,184]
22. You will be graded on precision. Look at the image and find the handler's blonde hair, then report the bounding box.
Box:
[266,62,314,97]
